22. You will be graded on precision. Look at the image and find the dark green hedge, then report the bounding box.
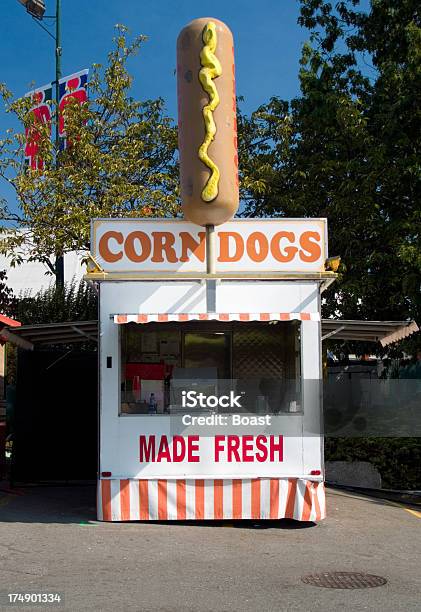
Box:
[325,438,421,490]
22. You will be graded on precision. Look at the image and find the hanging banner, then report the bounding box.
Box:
[24,68,88,169]
[24,83,53,171]
[58,69,89,150]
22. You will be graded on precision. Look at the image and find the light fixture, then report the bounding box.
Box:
[325,256,341,273]
[18,0,46,20]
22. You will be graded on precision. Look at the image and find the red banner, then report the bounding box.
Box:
[24,83,52,171]
[58,69,88,150]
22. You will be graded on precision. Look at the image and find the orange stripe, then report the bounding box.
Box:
[101,479,112,521]
[285,479,297,519]
[116,315,127,324]
[158,314,168,322]
[260,313,270,321]
[251,479,261,519]
[158,480,168,520]
[219,313,229,321]
[239,313,250,321]
[269,479,279,519]
[214,480,223,519]
[195,480,205,519]
[139,480,149,520]
[199,313,209,320]
[279,313,290,320]
[137,314,148,323]
[301,312,311,321]
[301,481,313,521]
[120,479,131,521]
[178,314,188,321]
[176,480,186,520]
[313,482,322,521]
[232,479,242,519]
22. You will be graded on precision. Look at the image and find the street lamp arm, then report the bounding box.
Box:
[31,15,57,42]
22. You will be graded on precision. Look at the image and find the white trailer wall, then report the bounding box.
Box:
[99,280,323,480]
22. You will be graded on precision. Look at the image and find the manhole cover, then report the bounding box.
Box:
[301,572,387,589]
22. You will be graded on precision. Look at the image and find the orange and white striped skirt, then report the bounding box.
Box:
[97,478,326,522]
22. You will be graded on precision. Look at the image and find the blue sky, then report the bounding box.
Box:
[2,1,308,118]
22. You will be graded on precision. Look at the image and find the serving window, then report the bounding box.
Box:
[120,321,301,415]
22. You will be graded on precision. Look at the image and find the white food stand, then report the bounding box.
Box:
[86,218,336,521]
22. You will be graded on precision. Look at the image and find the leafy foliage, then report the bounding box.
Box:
[239,0,421,334]
[0,26,179,272]
[0,269,13,314]
[7,280,97,325]
[326,437,421,489]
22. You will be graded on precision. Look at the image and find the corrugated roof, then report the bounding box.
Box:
[4,318,418,348]
[321,319,419,346]
[3,320,97,348]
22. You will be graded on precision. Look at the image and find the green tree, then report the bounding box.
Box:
[239,0,421,329]
[0,26,179,273]
[0,269,13,314]
[8,279,97,325]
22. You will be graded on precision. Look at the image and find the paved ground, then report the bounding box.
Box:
[0,484,420,611]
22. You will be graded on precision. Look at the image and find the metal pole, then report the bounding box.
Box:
[205,224,215,274]
[205,225,216,312]
[54,0,64,288]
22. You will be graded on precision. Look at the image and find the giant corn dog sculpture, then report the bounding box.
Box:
[177,18,239,226]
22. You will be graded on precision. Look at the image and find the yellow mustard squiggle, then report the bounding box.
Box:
[198,22,222,202]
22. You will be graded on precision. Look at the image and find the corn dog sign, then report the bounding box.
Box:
[91,218,327,274]
[89,19,329,277]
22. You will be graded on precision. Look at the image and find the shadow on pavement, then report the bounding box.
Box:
[2,482,413,527]
[327,484,421,509]
[0,483,317,528]
[135,518,317,529]
[327,485,421,511]
[0,483,97,524]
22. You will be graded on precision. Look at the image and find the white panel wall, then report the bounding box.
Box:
[217,280,319,313]
[0,250,84,295]
[302,317,324,475]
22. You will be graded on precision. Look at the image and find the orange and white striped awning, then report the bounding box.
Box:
[113,312,320,324]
